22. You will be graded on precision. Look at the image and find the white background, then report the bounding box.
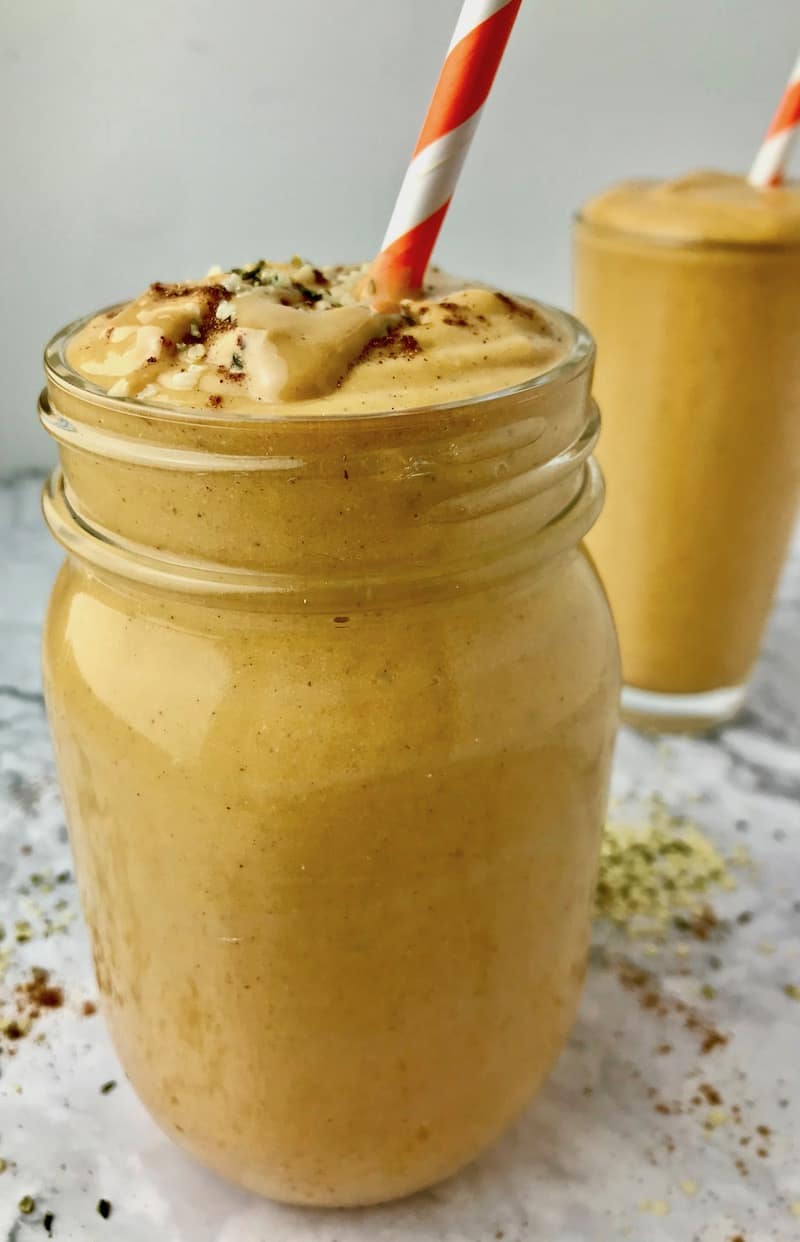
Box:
[1,0,798,470]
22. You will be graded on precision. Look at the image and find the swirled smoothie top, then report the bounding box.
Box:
[66,260,572,416]
[581,171,800,245]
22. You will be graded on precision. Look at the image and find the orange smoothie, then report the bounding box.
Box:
[41,261,619,1204]
[575,172,800,728]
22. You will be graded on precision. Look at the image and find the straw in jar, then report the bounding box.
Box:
[368,0,523,305]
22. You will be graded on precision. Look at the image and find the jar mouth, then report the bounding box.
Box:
[43,301,594,428]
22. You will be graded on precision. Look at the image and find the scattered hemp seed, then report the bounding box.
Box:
[0,1157,7,1173]
[18,1195,35,1214]
[595,798,735,936]
[784,984,800,1001]
[640,1199,670,1216]
[97,1199,112,1220]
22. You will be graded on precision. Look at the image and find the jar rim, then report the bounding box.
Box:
[44,301,594,429]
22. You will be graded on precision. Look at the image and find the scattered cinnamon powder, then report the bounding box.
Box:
[493,290,553,332]
[150,281,193,299]
[22,968,64,1011]
[0,968,64,1049]
[605,888,785,1197]
[359,329,422,364]
[699,1083,723,1106]
[439,300,470,327]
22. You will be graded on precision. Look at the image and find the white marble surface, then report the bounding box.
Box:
[1,473,799,1242]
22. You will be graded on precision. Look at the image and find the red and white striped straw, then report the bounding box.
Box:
[368,0,523,304]
[749,50,800,188]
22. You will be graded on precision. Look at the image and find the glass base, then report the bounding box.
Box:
[621,682,747,734]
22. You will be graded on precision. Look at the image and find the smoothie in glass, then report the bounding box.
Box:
[575,172,800,730]
[41,262,619,1205]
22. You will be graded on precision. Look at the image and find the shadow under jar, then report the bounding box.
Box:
[40,306,619,1207]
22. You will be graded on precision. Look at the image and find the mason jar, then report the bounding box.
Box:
[40,304,619,1207]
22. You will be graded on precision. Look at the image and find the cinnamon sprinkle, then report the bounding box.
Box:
[1,967,64,1049]
[354,329,422,368]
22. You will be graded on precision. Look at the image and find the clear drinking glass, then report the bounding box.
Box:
[575,214,800,731]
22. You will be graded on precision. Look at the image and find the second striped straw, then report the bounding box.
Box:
[749,50,800,188]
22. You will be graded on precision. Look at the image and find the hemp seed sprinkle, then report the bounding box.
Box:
[596,798,736,936]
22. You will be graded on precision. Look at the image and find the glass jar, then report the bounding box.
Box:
[40,306,619,1207]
